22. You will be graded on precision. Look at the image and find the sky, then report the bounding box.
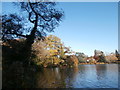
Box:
[1,2,118,56]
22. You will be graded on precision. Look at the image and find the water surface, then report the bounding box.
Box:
[36,64,118,88]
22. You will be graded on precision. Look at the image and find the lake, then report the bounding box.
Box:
[35,64,118,88]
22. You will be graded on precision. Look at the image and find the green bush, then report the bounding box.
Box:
[98,55,107,62]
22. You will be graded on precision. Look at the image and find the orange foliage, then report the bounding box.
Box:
[66,55,79,67]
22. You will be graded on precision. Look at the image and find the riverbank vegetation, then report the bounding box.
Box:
[2,35,119,69]
[2,35,79,68]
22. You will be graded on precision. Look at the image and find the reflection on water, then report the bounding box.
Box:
[96,64,107,80]
[36,64,118,88]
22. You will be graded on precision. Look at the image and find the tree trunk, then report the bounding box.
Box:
[26,14,38,46]
[23,14,38,66]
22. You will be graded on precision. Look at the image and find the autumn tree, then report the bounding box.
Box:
[64,46,74,54]
[31,35,65,67]
[65,55,79,67]
[45,35,65,58]
[32,40,49,66]
[105,53,118,62]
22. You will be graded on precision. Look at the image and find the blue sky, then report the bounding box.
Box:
[1,2,118,56]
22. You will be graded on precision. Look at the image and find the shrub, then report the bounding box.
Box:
[65,55,79,67]
[98,55,107,62]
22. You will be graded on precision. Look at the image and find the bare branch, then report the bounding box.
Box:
[28,12,35,23]
[38,13,52,21]
[5,32,27,38]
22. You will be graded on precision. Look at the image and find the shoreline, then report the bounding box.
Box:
[78,62,119,65]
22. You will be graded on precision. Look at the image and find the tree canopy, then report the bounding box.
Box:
[2,2,64,46]
[2,14,24,40]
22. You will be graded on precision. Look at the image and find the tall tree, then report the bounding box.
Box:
[2,1,64,65]
[45,35,64,57]
[2,1,64,47]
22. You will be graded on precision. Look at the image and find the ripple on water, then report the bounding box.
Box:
[36,64,118,88]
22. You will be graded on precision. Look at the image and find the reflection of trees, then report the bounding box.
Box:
[60,67,79,88]
[36,67,79,88]
[0,44,1,89]
[79,65,86,73]
[3,63,37,88]
[36,68,66,88]
[118,64,120,88]
[75,65,87,82]
[95,65,107,80]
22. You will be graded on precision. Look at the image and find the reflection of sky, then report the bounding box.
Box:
[71,64,118,88]
[1,2,118,56]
